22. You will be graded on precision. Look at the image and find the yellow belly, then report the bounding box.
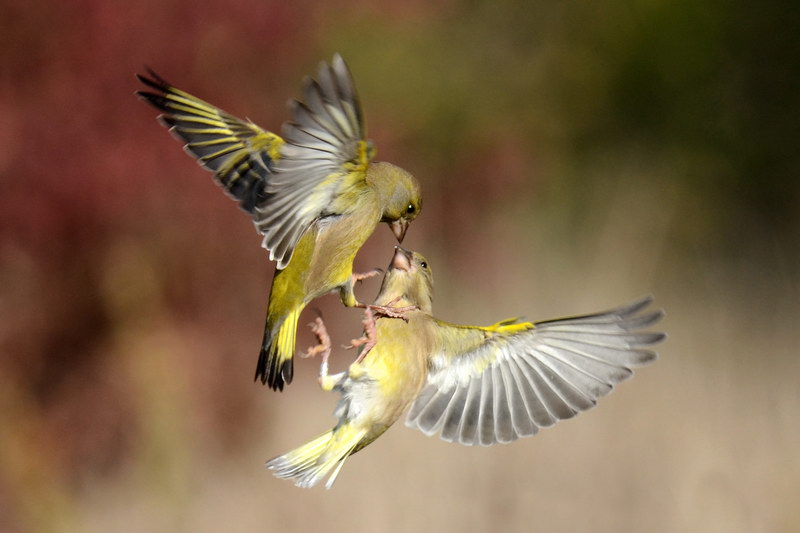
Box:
[268,200,381,316]
[352,314,432,426]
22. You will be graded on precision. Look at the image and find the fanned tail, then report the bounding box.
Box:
[255,306,303,391]
[266,425,367,489]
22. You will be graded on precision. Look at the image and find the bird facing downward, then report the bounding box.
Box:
[266,247,665,489]
[137,55,422,391]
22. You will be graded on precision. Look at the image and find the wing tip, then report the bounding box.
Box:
[618,294,655,316]
[136,67,171,94]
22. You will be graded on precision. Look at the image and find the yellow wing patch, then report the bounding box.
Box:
[137,70,282,213]
[481,318,535,336]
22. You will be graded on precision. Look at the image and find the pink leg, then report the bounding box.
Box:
[344,307,379,364]
[367,295,418,320]
[351,268,383,284]
[303,316,331,361]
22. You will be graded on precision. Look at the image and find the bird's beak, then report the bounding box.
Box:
[390,246,412,272]
[389,219,409,243]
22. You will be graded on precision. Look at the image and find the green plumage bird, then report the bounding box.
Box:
[267,247,665,488]
[137,55,422,390]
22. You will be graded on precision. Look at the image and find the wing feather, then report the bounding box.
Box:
[407,296,665,445]
[137,70,282,214]
[498,361,528,438]
[457,377,483,446]
[440,385,469,443]
[477,371,496,446]
[138,54,372,269]
[254,55,372,267]
[492,364,516,443]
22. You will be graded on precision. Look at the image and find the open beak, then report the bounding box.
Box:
[389,219,409,243]
[390,246,412,272]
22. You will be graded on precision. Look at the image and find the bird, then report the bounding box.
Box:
[266,247,665,489]
[136,55,422,391]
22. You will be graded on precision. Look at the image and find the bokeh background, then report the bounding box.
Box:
[2,1,799,532]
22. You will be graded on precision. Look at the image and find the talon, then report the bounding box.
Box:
[368,303,418,321]
[343,336,370,350]
[347,307,379,364]
[303,317,331,360]
[352,268,383,284]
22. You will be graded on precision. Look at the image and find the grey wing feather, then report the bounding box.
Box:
[406,296,665,446]
[252,54,368,269]
[136,71,280,214]
[137,55,369,271]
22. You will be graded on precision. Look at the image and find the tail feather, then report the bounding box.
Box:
[255,307,302,391]
[266,425,367,489]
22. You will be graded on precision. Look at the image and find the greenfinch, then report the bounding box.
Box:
[137,55,422,390]
[267,247,665,488]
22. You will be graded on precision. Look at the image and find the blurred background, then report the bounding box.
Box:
[1,0,799,531]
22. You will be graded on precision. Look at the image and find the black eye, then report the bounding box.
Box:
[407,204,415,214]
[420,261,427,268]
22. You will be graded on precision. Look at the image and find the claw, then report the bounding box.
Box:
[303,316,331,360]
[305,316,346,391]
[368,296,418,321]
[345,307,379,364]
[345,299,418,364]
[352,268,383,284]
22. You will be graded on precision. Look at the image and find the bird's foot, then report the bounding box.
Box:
[302,316,331,360]
[367,296,418,321]
[306,317,346,391]
[351,268,383,284]
[344,307,379,363]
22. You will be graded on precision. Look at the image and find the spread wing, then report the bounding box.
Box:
[406,296,665,446]
[254,54,373,268]
[137,54,373,269]
[136,69,282,214]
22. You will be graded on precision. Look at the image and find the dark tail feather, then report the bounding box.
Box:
[254,307,301,391]
[254,340,293,391]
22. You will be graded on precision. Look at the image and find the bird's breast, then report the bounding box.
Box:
[354,317,431,419]
[304,195,382,295]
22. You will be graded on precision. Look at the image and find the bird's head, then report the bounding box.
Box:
[375,247,433,313]
[367,162,422,243]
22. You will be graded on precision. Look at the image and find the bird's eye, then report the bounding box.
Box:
[420,261,427,269]
[407,204,415,214]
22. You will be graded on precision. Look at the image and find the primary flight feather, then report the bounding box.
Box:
[137,55,422,390]
[266,247,665,488]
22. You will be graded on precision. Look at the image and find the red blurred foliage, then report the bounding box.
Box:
[0,0,355,486]
[0,0,452,502]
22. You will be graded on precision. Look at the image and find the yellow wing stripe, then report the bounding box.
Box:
[436,318,535,338]
[175,127,232,135]
[162,102,220,120]
[342,140,372,176]
[248,132,284,161]
[172,115,229,127]
[161,92,217,112]
[484,320,535,336]
[199,144,242,163]
[266,136,284,160]
[188,136,240,147]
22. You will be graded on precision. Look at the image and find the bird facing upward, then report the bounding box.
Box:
[137,55,422,391]
[267,247,665,489]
